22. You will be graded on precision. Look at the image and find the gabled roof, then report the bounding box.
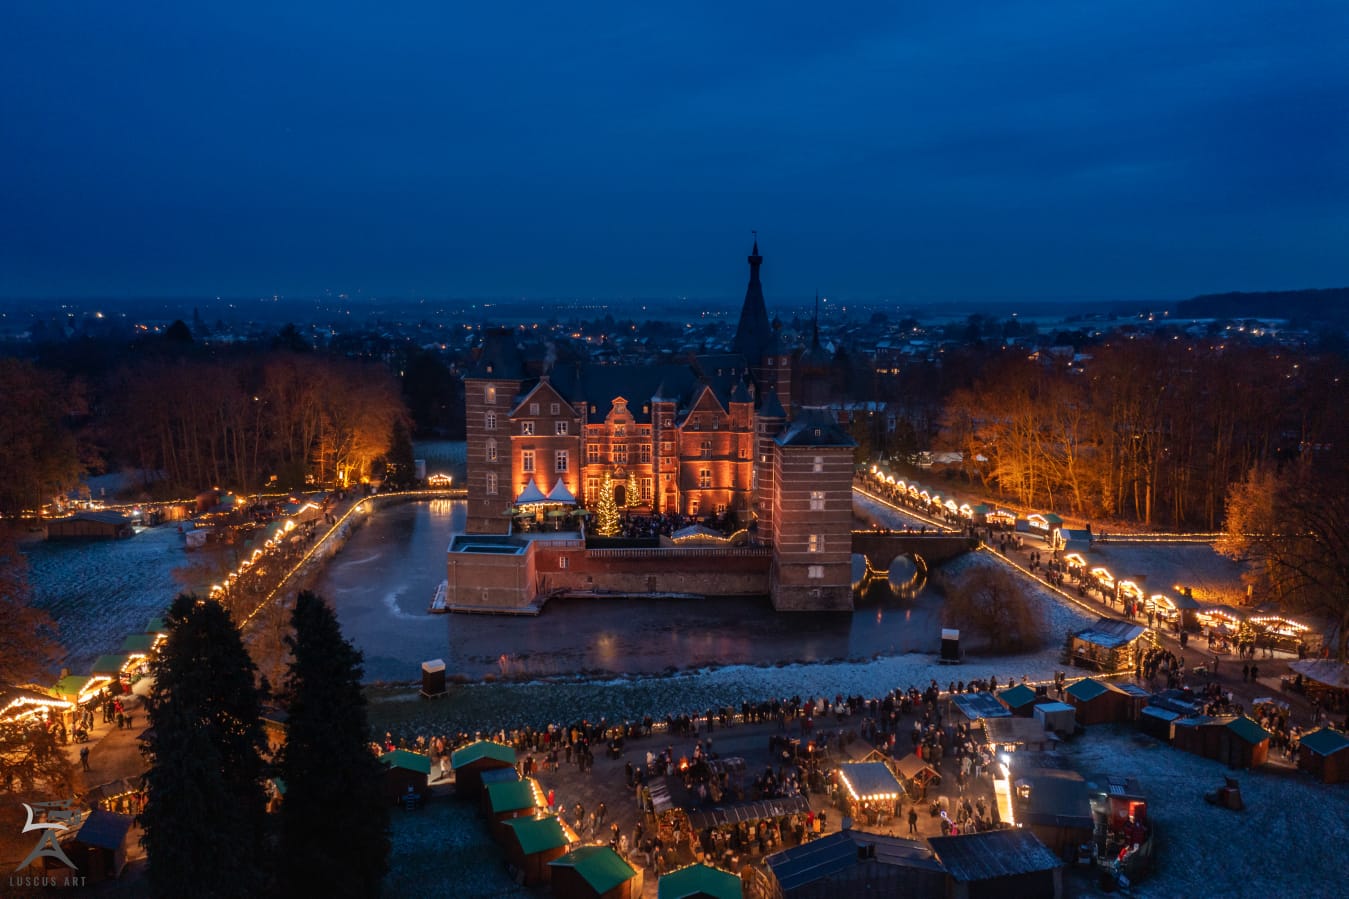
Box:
[451,740,517,769]
[549,845,636,894]
[92,654,129,675]
[469,327,526,379]
[121,634,155,653]
[1066,678,1110,702]
[759,388,786,419]
[515,478,547,505]
[485,779,541,814]
[74,810,134,850]
[1073,618,1147,649]
[928,828,1062,882]
[952,692,1013,721]
[1299,727,1349,757]
[774,408,855,448]
[1224,716,1270,745]
[999,684,1037,708]
[504,814,569,855]
[658,862,743,899]
[545,479,577,504]
[836,762,905,800]
[380,749,431,775]
[766,830,943,892]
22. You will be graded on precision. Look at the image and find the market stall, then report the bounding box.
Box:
[501,814,576,886]
[1297,728,1349,784]
[1064,619,1148,674]
[835,762,904,828]
[1247,615,1311,654]
[894,753,942,799]
[658,862,743,899]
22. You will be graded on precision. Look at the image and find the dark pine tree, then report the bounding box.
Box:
[279,591,390,897]
[141,594,269,898]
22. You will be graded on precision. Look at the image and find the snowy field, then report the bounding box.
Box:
[386,797,526,898]
[1064,726,1349,899]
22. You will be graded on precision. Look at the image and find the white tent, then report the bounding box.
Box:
[515,478,547,506]
[544,479,577,505]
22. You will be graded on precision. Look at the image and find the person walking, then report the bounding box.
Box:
[908,807,919,835]
[79,747,90,772]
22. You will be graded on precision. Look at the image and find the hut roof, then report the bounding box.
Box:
[1223,716,1270,745]
[451,740,517,769]
[999,684,1037,709]
[658,862,743,899]
[74,810,134,850]
[1107,682,1151,700]
[687,796,809,830]
[1299,728,1349,757]
[836,762,905,801]
[1065,678,1110,702]
[1073,618,1147,649]
[92,654,129,675]
[983,717,1050,748]
[928,828,1061,882]
[766,831,942,892]
[895,753,940,782]
[379,749,431,775]
[120,634,155,653]
[549,845,636,894]
[1288,660,1349,690]
[485,779,542,814]
[951,692,1013,721]
[504,814,569,855]
[54,674,93,698]
[480,767,520,786]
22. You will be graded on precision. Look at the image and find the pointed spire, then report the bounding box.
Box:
[732,236,771,363]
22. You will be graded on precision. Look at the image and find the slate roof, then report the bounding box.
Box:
[928,828,1062,882]
[759,388,787,419]
[1299,728,1349,757]
[469,327,526,379]
[504,814,569,855]
[731,241,772,364]
[451,740,517,769]
[549,845,636,894]
[658,862,743,899]
[774,408,856,448]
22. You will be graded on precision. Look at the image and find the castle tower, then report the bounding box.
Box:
[753,388,786,543]
[769,409,856,610]
[464,328,525,534]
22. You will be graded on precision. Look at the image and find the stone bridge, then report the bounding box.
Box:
[850,530,973,576]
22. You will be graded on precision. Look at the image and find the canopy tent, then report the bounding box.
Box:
[687,795,809,830]
[545,480,578,505]
[658,863,743,899]
[836,762,905,802]
[515,477,548,506]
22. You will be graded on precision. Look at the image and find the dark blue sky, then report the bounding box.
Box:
[3,1,1346,302]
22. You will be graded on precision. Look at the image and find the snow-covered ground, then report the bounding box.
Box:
[1064,726,1349,899]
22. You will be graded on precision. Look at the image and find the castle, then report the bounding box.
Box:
[454,243,859,612]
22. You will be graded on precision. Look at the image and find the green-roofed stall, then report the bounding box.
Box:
[658,862,743,899]
[502,814,572,885]
[998,683,1038,716]
[120,634,155,654]
[1219,716,1270,769]
[92,654,130,678]
[549,844,641,899]
[1064,677,1115,726]
[484,778,545,838]
[1298,728,1349,783]
[54,674,99,702]
[379,750,430,804]
[451,740,517,797]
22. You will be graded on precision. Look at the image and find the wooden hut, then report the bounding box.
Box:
[485,778,546,838]
[1137,705,1180,742]
[1064,678,1115,726]
[451,740,517,797]
[983,717,1053,753]
[46,511,135,540]
[1008,766,1093,858]
[998,684,1039,717]
[379,749,431,804]
[949,692,1012,727]
[1032,702,1076,735]
[1218,716,1270,769]
[1297,728,1349,784]
[1105,682,1150,721]
[658,862,743,899]
[1065,619,1147,674]
[66,810,134,883]
[549,844,642,899]
[764,830,945,899]
[502,814,573,885]
[1171,716,1226,761]
[928,829,1063,899]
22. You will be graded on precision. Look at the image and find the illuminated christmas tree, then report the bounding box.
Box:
[595,473,620,536]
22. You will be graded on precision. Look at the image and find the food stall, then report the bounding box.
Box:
[1247,615,1310,654]
[835,762,905,828]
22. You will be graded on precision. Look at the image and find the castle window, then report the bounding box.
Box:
[739,445,749,459]
[638,444,651,463]
[614,424,626,437]
[813,456,824,473]
[485,472,497,495]
[555,421,569,436]
[521,451,535,473]
[715,503,727,515]
[485,438,497,463]
[529,402,540,415]
[814,428,822,438]
[558,555,569,569]
[698,468,712,488]
[613,445,628,464]
[587,444,601,464]
[484,384,497,404]
[808,565,825,579]
[663,416,673,427]
[810,490,825,511]
[521,421,535,436]
[701,440,712,458]
[485,412,497,430]
[586,477,599,504]
[640,477,652,500]
[660,441,673,456]
[555,451,568,472]
[550,403,560,415]
[808,534,823,553]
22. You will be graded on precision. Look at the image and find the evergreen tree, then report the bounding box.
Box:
[383,417,417,489]
[141,594,269,898]
[595,473,620,536]
[279,591,390,896]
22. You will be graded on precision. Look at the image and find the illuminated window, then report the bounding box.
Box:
[808,534,823,553]
[529,402,540,415]
[485,412,497,430]
[701,440,712,458]
[521,421,534,436]
[663,416,673,427]
[613,445,628,464]
[690,497,700,514]
[699,468,712,488]
[587,444,601,464]
[550,403,560,415]
[555,451,568,473]
[559,555,569,569]
[808,565,825,579]
[485,472,497,495]
[586,477,599,504]
[813,456,824,473]
[810,490,825,511]
[555,421,569,436]
[640,477,652,500]
[638,444,651,463]
[715,503,727,515]
[521,451,535,473]
[485,438,497,463]
[484,384,496,404]
[614,424,626,437]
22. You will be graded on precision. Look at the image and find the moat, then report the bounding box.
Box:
[313,499,946,682]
